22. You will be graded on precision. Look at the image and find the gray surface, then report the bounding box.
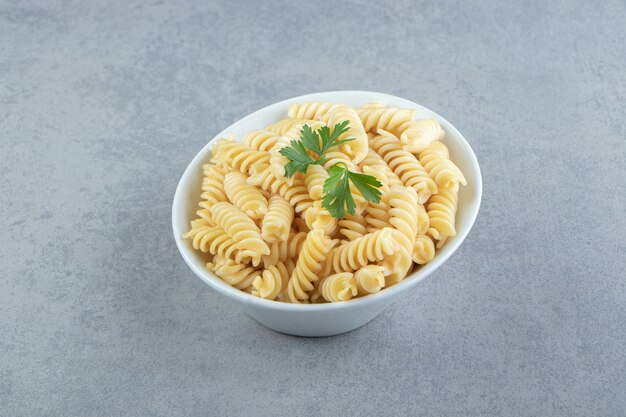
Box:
[1,0,625,415]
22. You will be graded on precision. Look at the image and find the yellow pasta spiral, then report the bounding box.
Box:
[287,229,337,303]
[262,230,307,268]
[252,262,289,300]
[211,139,270,175]
[330,227,399,273]
[183,218,247,262]
[318,272,358,302]
[261,195,294,243]
[321,104,368,164]
[378,236,413,286]
[200,164,227,207]
[303,204,338,236]
[360,150,402,187]
[427,184,459,248]
[337,214,368,241]
[207,257,259,291]
[304,164,328,201]
[354,265,386,295]
[266,118,318,135]
[242,129,281,152]
[224,171,268,220]
[388,185,421,251]
[400,119,445,153]
[412,234,435,264]
[357,103,417,133]
[418,142,467,188]
[210,202,270,265]
[287,102,336,120]
[369,129,437,204]
[247,163,313,213]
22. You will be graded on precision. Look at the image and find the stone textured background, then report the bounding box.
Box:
[1,0,625,416]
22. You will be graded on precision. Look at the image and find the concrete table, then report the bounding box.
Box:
[2,1,625,415]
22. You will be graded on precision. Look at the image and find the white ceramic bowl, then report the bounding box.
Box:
[172,91,482,337]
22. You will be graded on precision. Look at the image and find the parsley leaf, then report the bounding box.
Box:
[321,164,382,219]
[317,120,355,155]
[279,140,321,178]
[279,122,355,178]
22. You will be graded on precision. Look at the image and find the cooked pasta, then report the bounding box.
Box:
[242,129,281,152]
[317,272,358,302]
[418,142,467,188]
[303,204,338,236]
[252,262,290,300]
[200,164,227,207]
[287,229,337,303]
[400,119,444,153]
[369,129,438,204]
[321,104,368,164]
[354,265,386,295]
[427,183,459,248]
[224,171,268,220]
[210,202,270,265]
[261,195,294,243]
[288,102,336,120]
[329,227,399,273]
[184,101,467,303]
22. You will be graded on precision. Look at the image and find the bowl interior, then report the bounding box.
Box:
[172,91,482,310]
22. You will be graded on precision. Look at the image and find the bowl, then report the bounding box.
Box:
[172,91,482,337]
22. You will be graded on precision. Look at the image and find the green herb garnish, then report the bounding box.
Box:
[321,163,382,219]
[279,121,382,219]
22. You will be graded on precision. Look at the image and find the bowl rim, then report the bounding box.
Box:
[172,90,482,312]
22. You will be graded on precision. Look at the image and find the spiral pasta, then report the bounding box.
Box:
[288,102,336,120]
[211,139,270,175]
[412,234,435,264]
[183,218,244,262]
[357,103,417,134]
[317,272,358,302]
[337,214,368,241]
[224,171,268,220]
[211,202,270,265]
[418,142,467,188]
[207,257,259,292]
[400,119,445,153]
[369,129,437,204]
[262,230,307,268]
[261,195,294,243]
[321,104,368,164]
[354,265,386,295]
[200,164,227,207]
[247,163,313,213]
[304,164,328,201]
[427,183,459,248]
[303,204,338,236]
[252,262,290,300]
[287,229,337,303]
[185,101,467,303]
[242,129,281,152]
[329,227,399,273]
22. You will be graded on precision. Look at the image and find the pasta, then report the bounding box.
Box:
[354,265,386,295]
[369,129,438,204]
[426,183,459,248]
[223,171,268,220]
[210,202,270,266]
[316,272,358,302]
[418,142,467,188]
[252,262,290,300]
[287,229,337,303]
[261,195,294,243]
[329,227,399,273]
[184,101,467,303]
[320,105,368,164]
